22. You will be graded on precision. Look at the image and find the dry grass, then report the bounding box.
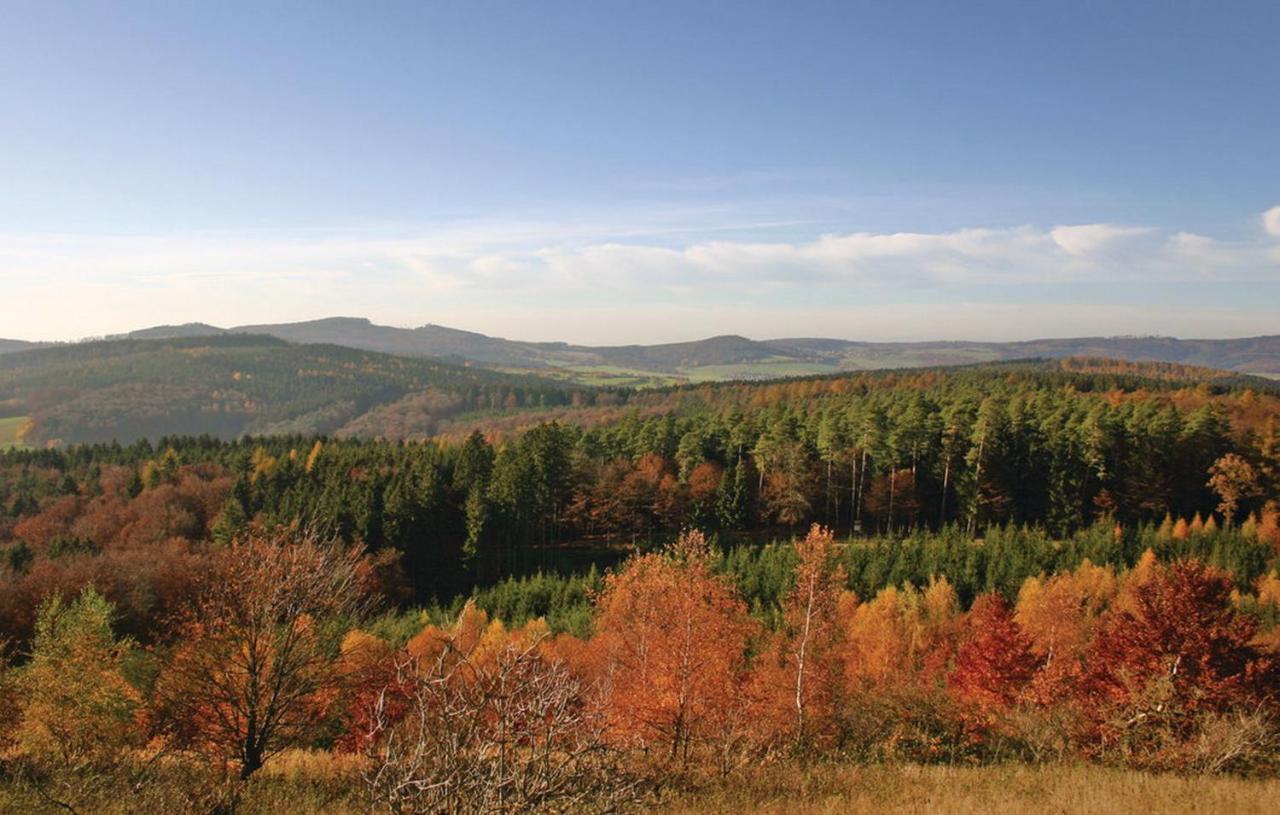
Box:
[2,760,1278,813]
[256,748,368,783]
[659,762,1280,815]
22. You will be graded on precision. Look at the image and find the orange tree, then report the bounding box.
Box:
[152,527,369,778]
[590,530,754,764]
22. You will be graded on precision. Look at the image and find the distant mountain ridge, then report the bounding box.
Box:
[3,318,1278,381]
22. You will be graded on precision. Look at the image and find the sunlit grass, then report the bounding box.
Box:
[2,760,1277,814]
[658,762,1280,814]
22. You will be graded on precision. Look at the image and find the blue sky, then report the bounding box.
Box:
[2,1,1277,343]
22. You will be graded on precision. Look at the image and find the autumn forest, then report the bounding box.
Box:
[0,356,1277,812]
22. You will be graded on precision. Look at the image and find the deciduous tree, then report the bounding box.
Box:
[591,530,753,763]
[153,527,369,778]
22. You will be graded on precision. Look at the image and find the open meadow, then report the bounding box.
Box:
[0,416,25,449]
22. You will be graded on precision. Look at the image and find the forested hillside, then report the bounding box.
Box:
[0,334,618,446]
[3,358,1277,616]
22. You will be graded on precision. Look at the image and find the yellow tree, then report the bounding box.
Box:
[1016,562,1116,665]
[1016,560,1117,699]
[779,525,847,748]
[843,577,959,691]
[16,588,141,764]
[1207,453,1261,528]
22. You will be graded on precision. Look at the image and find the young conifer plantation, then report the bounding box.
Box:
[1,361,1278,812]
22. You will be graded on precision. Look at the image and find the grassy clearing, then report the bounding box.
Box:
[678,360,839,382]
[560,364,682,387]
[493,364,682,388]
[0,416,27,448]
[659,762,1280,814]
[832,348,1003,370]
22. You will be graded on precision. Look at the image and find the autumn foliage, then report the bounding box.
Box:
[588,530,755,763]
[0,526,1278,805]
[151,527,369,778]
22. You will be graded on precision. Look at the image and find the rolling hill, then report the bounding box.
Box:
[0,334,613,446]
[98,317,1280,382]
[0,339,44,355]
[1,327,1276,448]
[7,318,1280,389]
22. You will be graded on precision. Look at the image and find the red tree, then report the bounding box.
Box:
[948,593,1039,735]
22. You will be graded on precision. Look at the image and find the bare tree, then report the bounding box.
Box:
[363,630,643,814]
[153,526,369,778]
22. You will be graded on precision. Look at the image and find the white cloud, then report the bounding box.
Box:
[1049,224,1153,256]
[2,206,1279,342]
[1264,205,1280,238]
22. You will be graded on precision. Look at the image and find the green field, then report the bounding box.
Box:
[0,416,26,448]
[678,360,840,382]
[494,364,680,388]
[507,358,847,387]
[560,364,682,387]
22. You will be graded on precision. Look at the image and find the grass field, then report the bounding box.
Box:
[0,416,27,448]
[660,762,1280,815]
[493,364,681,388]
[3,759,1276,814]
[678,360,840,382]
[560,364,682,387]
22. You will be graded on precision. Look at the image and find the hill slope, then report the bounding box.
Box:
[0,339,45,355]
[102,318,1280,381]
[0,334,607,446]
[771,336,1280,376]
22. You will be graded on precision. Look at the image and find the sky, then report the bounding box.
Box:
[1,0,1278,344]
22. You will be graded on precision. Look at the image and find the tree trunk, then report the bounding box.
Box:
[888,468,896,534]
[940,455,950,528]
[850,457,858,535]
